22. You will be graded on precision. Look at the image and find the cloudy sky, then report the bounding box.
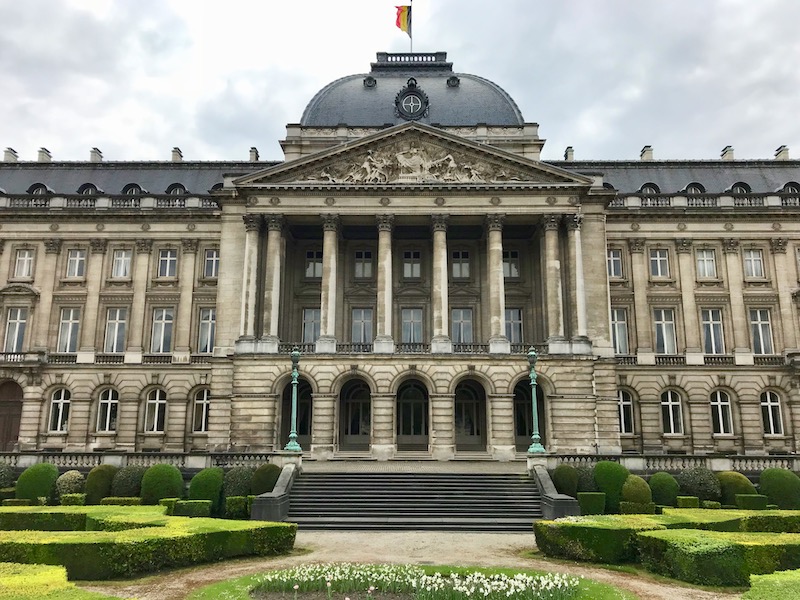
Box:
[2,0,799,162]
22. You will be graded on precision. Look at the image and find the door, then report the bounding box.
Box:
[280,378,312,450]
[339,380,371,451]
[513,380,546,451]
[396,380,429,451]
[455,380,486,451]
[0,381,22,452]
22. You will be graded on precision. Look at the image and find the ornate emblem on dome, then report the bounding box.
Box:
[395,78,429,121]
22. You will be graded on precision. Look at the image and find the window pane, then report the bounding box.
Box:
[204,249,219,278]
[505,308,523,343]
[451,308,473,344]
[401,308,423,343]
[198,308,216,353]
[302,308,321,343]
[112,250,131,278]
[611,308,629,354]
[4,308,27,352]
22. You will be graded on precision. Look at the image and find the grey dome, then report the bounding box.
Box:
[300,52,525,127]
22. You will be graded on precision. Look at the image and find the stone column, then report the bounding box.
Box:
[125,239,151,363]
[430,393,455,460]
[431,215,452,353]
[543,215,567,353]
[261,215,285,353]
[566,215,591,354]
[77,239,107,363]
[238,214,262,345]
[676,238,702,363]
[486,215,510,354]
[771,238,798,350]
[374,215,395,353]
[310,393,335,459]
[628,238,653,361]
[488,393,516,461]
[581,209,614,356]
[173,238,198,362]
[32,239,61,350]
[316,214,339,353]
[723,238,751,363]
[371,393,395,460]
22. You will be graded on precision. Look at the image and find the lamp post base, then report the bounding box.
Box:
[283,441,302,452]
[527,443,546,454]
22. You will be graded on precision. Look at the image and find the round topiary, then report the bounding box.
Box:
[111,465,148,497]
[593,460,630,513]
[575,465,599,492]
[15,463,59,503]
[55,470,85,502]
[759,468,800,510]
[551,464,578,498]
[622,474,652,504]
[223,466,256,499]
[717,471,757,506]
[676,466,721,502]
[85,464,119,505]
[0,464,15,489]
[140,464,184,505]
[188,467,224,515]
[648,471,680,506]
[250,463,281,495]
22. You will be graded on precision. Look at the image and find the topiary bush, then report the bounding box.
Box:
[100,496,142,506]
[676,466,721,502]
[111,465,148,498]
[54,470,84,503]
[15,463,59,504]
[159,497,179,515]
[60,493,86,506]
[619,501,656,514]
[225,495,249,519]
[251,464,281,495]
[551,464,578,498]
[173,499,212,517]
[140,464,184,505]
[759,468,800,510]
[736,494,768,510]
[702,500,721,509]
[575,465,598,492]
[622,475,652,504]
[577,492,605,515]
[676,495,700,508]
[84,464,119,505]
[717,471,757,506]
[0,464,15,488]
[223,466,256,499]
[593,460,630,513]
[188,467,224,515]
[648,472,680,507]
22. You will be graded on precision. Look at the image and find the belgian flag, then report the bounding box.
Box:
[395,5,412,38]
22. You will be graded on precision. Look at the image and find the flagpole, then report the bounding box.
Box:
[409,0,413,53]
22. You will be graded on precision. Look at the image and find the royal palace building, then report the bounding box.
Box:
[0,52,799,461]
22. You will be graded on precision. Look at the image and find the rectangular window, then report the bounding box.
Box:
[157,249,178,277]
[354,250,373,279]
[14,249,34,279]
[66,249,86,278]
[503,250,520,278]
[203,249,219,278]
[618,390,634,434]
[104,308,127,353]
[610,308,629,354]
[351,308,373,343]
[744,249,765,278]
[750,308,774,354]
[696,249,717,278]
[197,307,216,353]
[402,250,421,279]
[649,249,670,277]
[451,250,470,279]
[57,308,81,353]
[701,308,725,354]
[302,308,321,343]
[451,308,473,344]
[607,248,623,278]
[654,308,677,354]
[150,308,174,353]
[401,308,423,343]
[4,308,27,352]
[111,249,132,278]
[305,250,323,278]
[505,308,524,343]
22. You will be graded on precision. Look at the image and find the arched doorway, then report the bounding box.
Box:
[513,379,546,451]
[280,378,312,450]
[339,380,371,451]
[454,380,487,451]
[396,380,429,451]
[0,381,22,452]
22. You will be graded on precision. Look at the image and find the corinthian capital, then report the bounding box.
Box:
[242,214,262,232]
[485,214,505,232]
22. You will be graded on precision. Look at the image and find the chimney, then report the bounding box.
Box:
[563,146,574,161]
[171,147,183,162]
[775,145,790,160]
[640,145,653,161]
[249,147,260,162]
[90,147,103,163]
[721,145,734,160]
[3,148,18,162]
[38,147,52,163]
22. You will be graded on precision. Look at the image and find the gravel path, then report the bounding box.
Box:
[81,530,743,600]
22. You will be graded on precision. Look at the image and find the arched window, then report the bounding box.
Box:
[144,389,167,433]
[760,391,783,435]
[710,390,733,435]
[49,388,71,432]
[78,183,99,195]
[122,183,143,195]
[640,183,660,195]
[166,183,187,195]
[28,183,49,195]
[618,390,634,434]
[782,182,800,196]
[685,182,705,194]
[730,182,751,194]
[97,388,118,432]
[193,389,210,433]
[660,390,683,434]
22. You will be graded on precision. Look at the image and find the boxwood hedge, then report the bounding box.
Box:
[84,465,119,506]
[16,463,59,504]
[593,461,630,514]
[717,471,757,506]
[759,469,800,510]
[188,468,224,515]
[140,464,183,505]
[0,562,117,599]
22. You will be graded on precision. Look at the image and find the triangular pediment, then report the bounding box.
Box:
[234,123,592,188]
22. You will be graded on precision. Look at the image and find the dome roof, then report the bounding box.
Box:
[300,52,525,127]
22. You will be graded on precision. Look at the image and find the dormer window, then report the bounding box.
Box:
[730,182,751,194]
[78,183,99,196]
[685,183,705,195]
[640,183,660,195]
[122,183,143,195]
[166,183,187,195]
[782,182,800,196]
[28,183,49,195]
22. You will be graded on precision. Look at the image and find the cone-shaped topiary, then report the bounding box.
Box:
[54,470,85,502]
[15,463,58,503]
[575,465,599,492]
[648,471,680,507]
[551,464,578,498]
[188,467,224,515]
[759,468,800,509]
[223,466,256,499]
[676,466,721,502]
[717,471,757,506]
[622,474,652,504]
[0,464,15,488]
[250,463,281,495]
[593,460,630,513]
[140,464,184,505]
[85,465,119,505]
[111,465,148,497]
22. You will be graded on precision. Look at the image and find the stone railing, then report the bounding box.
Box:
[544,453,800,474]
[608,192,795,210]
[0,195,217,211]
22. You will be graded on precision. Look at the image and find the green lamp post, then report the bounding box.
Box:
[527,347,546,454]
[284,346,302,452]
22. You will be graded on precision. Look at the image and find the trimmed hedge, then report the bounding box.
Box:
[0,561,114,600]
[0,488,14,501]
[0,464,15,488]
[702,500,721,509]
[159,497,179,516]
[593,461,630,514]
[189,468,224,515]
[55,470,85,503]
[760,469,800,510]
[622,475,652,504]
[60,493,86,506]
[223,467,256,499]
[577,492,605,515]
[677,496,700,508]
[174,499,212,517]
[737,494,769,511]
[676,466,721,502]
[251,464,281,495]
[110,465,148,498]
[648,472,679,507]
[745,568,800,600]
[551,464,578,498]
[2,499,32,507]
[718,471,757,506]
[575,465,598,492]
[99,497,142,506]
[225,496,249,520]
[16,463,59,504]
[84,465,119,505]
[620,501,656,514]
[140,464,184,505]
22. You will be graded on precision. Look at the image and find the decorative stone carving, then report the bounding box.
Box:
[431,215,448,232]
[135,239,153,254]
[376,214,394,232]
[49,224,59,232]
[89,239,107,254]
[542,214,560,231]
[379,197,391,206]
[770,238,788,254]
[265,215,284,231]
[490,197,501,206]
[485,214,505,231]
[269,197,281,206]
[242,214,262,232]
[181,239,199,253]
[566,214,583,230]
[44,239,62,254]
[722,238,740,254]
[434,197,445,206]
[321,214,339,232]
[0,240,4,255]
[675,238,693,253]
[324,197,336,206]
[627,238,645,253]
[141,223,151,231]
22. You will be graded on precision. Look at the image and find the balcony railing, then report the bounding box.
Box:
[191,354,211,364]
[96,353,124,364]
[733,195,765,207]
[111,198,141,208]
[337,343,373,353]
[704,355,734,365]
[396,343,430,354]
[640,195,672,207]
[655,355,686,366]
[278,343,315,354]
[510,343,548,355]
[617,355,638,365]
[754,355,785,366]
[687,196,718,208]
[142,354,172,364]
[453,344,489,354]
[156,198,186,209]
[0,352,25,363]
[49,353,77,364]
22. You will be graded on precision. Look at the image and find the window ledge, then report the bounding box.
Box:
[92,432,117,437]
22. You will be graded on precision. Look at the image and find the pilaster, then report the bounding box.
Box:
[430,393,455,460]
[371,393,395,460]
[676,239,702,362]
[77,239,107,363]
[628,238,653,359]
[566,215,591,354]
[32,239,60,350]
[125,238,152,362]
[173,238,198,362]
[723,238,751,360]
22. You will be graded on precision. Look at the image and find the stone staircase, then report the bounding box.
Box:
[287,471,542,531]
